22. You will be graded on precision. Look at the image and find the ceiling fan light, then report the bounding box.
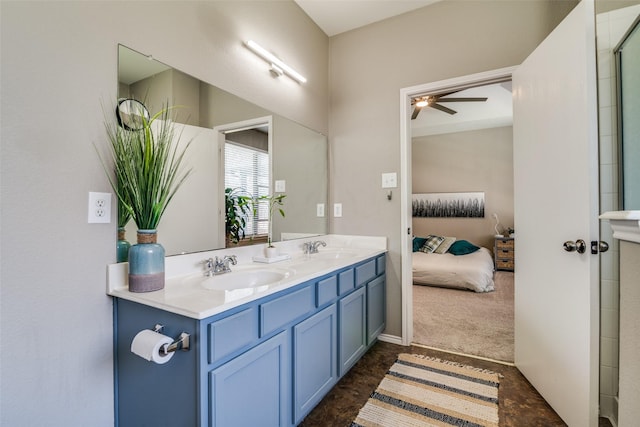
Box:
[416,99,428,108]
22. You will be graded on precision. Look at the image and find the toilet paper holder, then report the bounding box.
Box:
[153,324,190,354]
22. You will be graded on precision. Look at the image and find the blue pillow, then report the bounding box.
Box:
[448,240,480,255]
[413,237,427,252]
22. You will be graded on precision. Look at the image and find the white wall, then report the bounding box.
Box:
[328,0,578,337]
[0,2,328,425]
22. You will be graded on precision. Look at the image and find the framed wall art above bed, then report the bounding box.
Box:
[412,192,485,218]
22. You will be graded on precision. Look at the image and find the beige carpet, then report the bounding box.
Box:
[412,272,514,362]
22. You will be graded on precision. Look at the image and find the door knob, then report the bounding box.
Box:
[591,240,609,254]
[563,239,586,253]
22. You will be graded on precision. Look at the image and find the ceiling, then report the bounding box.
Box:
[294,0,440,37]
[412,82,513,137]
[294,0,513,136]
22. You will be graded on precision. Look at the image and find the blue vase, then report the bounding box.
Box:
[116,227,131,263]
[128,229,165,293]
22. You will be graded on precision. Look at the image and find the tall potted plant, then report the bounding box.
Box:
[225,187,253,245]
[100,101,192,292]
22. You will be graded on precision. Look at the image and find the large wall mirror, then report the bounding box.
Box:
[117,45,328,256]
[615,15,640,209]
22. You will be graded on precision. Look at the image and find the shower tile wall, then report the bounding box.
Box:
[596,5,640,424]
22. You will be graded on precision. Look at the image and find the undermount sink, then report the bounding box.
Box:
[186,268,292,291]
[309,250,356,260]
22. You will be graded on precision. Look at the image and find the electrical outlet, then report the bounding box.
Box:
[333,203,342,218]
[88,192,111,223]
[316,203,325,217]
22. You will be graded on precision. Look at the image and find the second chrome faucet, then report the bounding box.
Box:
[303,240,326,255]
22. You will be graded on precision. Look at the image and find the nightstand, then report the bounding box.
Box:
[494,237,515,271]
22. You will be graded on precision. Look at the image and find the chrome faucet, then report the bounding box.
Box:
[202,255,237,276]
[303,240,326,254]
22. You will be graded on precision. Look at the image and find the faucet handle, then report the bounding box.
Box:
[223,255,237,265]
[201,258,214,268]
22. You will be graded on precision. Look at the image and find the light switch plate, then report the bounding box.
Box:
[381,172,397,188]
[316,203,325,217]
[275,180,286,192]
[333,203,342,218]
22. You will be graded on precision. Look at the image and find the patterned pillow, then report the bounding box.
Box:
[434,236,457,254]
[419,235,445,253]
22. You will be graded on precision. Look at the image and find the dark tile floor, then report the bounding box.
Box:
[300,341,569,426]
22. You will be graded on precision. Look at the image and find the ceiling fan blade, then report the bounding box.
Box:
[436,97,488,103]
[430,103,457,115]
[411,106,422,120]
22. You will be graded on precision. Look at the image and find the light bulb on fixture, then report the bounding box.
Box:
[415,98,428,108]
[245,40,307,84]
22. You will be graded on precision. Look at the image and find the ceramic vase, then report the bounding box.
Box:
[128,229,165,293]
[116,227,131,263]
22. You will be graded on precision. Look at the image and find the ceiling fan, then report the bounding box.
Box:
[411,91,488,119]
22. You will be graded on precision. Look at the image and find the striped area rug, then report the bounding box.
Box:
[351,354,500,427]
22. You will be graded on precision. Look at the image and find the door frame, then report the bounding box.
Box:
[399,66,517,346]
[213,115,274,248]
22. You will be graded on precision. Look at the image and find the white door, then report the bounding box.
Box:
[512,1,600,426]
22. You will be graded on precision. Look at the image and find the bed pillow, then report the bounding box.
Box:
[448,239,480,255]
[419,235,445,253]
[412,237,427,252]
[434,236,457,254]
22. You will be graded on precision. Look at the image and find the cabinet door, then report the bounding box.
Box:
[209,331,290,427]
[338,287,366,376]
[367,275,386,344]
[293,305,337,424]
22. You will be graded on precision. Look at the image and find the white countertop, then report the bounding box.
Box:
[600,211,640,244]
[107,234,387,319]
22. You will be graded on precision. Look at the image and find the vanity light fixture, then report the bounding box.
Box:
[245,40,307,84]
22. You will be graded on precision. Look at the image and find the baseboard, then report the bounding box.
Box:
[377,333,404,346]
[600,394,619,427]
[411,342,516,366]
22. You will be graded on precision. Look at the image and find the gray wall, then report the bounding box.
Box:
[412,126,514,250]
[328,0,577,337]
[0,2,328,425]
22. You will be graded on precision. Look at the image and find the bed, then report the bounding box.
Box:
[412,237,495,292]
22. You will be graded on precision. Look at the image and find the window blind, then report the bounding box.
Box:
[224,141,269,236]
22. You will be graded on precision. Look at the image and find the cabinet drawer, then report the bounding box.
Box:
[496,248,514,260]
[496,259,515,270]
[208,307,258,364]
[376,254,386,275]
[496,239,514,249]
[355,260,376,288]
[317,276,338,307]
[260,285,314,337]
[338,269,354,295]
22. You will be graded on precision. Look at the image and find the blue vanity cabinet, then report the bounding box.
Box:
[114,253,386,427]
